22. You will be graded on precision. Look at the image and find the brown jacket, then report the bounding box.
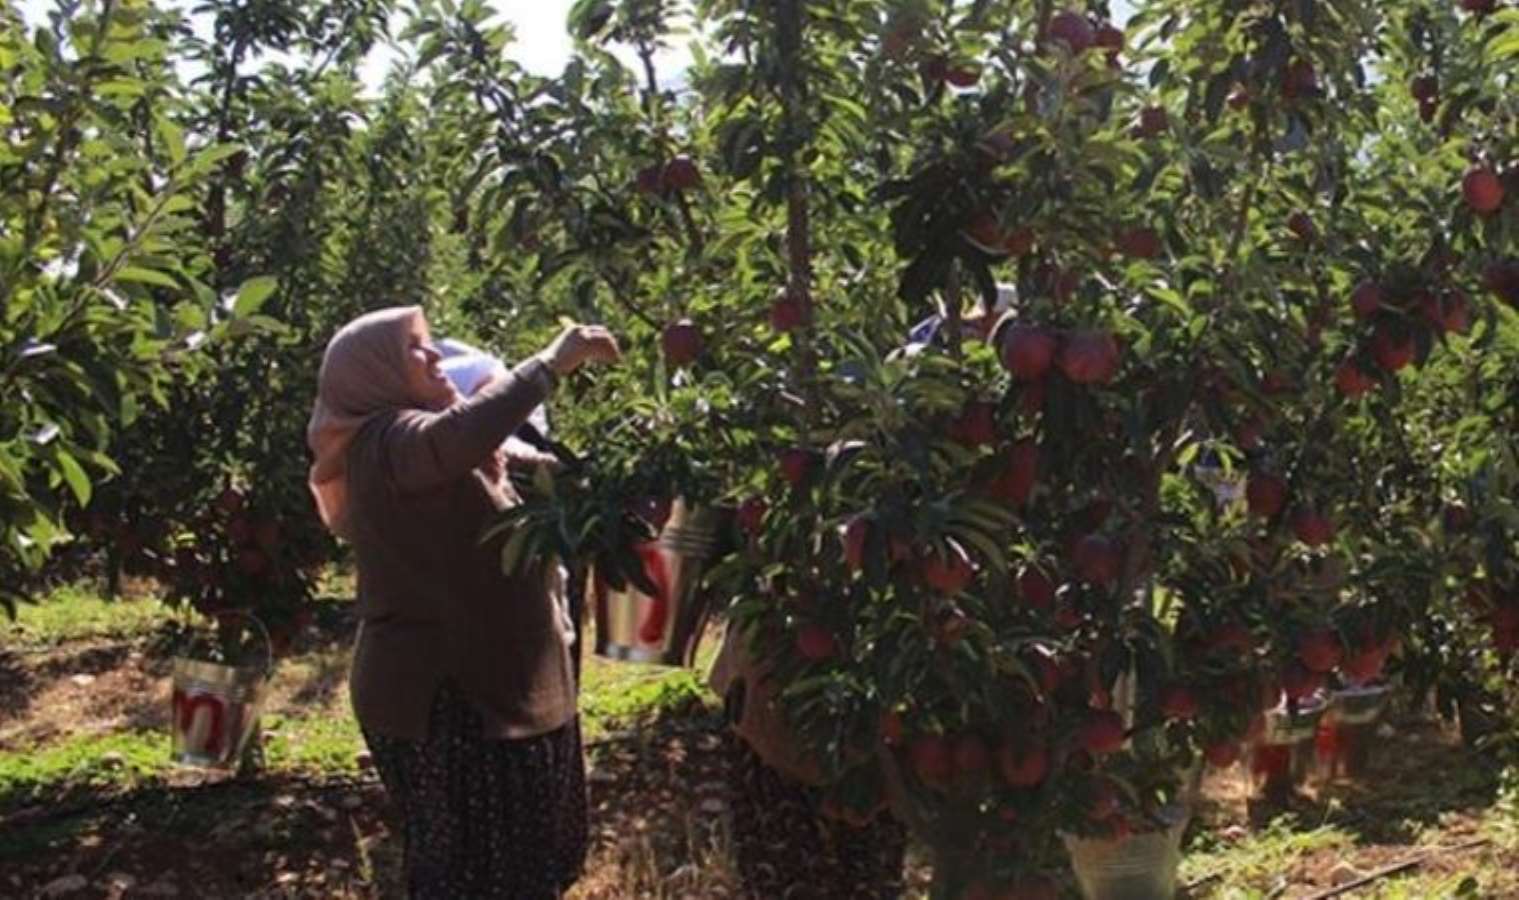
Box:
[344,358,576,741]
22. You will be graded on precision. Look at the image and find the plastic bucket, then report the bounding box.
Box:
[592,501,726,667]
[169,613,272,769]
[1063,805,1188,900]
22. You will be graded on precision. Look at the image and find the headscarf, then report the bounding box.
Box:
[307,306,446,539]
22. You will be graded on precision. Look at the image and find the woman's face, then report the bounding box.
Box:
[403,316,457,410]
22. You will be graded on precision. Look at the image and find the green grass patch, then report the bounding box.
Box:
[5,584,174,647]
[262,712,365,774]
[0,713,370,814]
[578,633,722,739]
[1181,815,1355,892]
[0,729,172,810]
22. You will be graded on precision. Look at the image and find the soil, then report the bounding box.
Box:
[1,624,1514,899]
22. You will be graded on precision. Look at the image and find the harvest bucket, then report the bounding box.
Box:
[169,613,272,769]
[1063,804,1188,900]
[593,501,727,667]
[1251,693,1329,800]
[1317,683,1391,780]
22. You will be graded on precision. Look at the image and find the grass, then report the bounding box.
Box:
[0,728,173,809]
[4,583,177,647]
[6,582,1519,899]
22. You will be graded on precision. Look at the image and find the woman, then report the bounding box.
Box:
[307,307,619,898]
[710,628,909,899]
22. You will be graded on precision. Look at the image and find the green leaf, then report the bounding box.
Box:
[53,450,91,506]
[155,116,185,167]
[189,142,246,174]
[115,266,180,289]
[568,0,615,40]
[232,276,277,317]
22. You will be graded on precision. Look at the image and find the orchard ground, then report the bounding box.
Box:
[0,581,1514,900]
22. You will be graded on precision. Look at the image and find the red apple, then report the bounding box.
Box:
[1281,661,1325,701]
[736,496,767,537]
[1206,621,1255,655]
[1462,0,1497,14]
[1287,210,1316,242]
[1017,565,1056,612]
[1341,645,1387,685]
[982,440,1039,507]
[951,399,999,447]
[880,710,904,746]
[1002,226,1035,257]
[1204,741,1241,768]
[227,515,254,545]
[253,519,280,553]
[1463,166,1504,215]
[796,624,837,661]
[1410,75,1438,102]
[919,539,976,594]
[1000,325,1058,380]
[777,447,818,489]
[661,155,701,191]
[634,163,663,194]
[945,64,980,87]
[1291,508,1336,547]
[1116,226,1162,259]
[1086,777,1120,820]
[236,547,268,576]
[997,740,1049,788]
[1227,85,1250,110]
[963,211,1006,254]
[1094,23,1124,65]
[952,733,991,774]
[660,318,703,366]
[920,54,949,84]
[769,291,810,332]
[840,514,871,573]
[1057,330,1121,385]
[1281,59,1319,100]
[1298,628,1343,674]
[1009,876,1060,900]
[1349,280,1382,319]
[1444,502,1474,533]
[1135,106,1169,139]
[215,487,246,516]
[1071,533,1121,586]
[1335,357,1377,397]
[1246,472,1288,519]
[1484,258,1519,307]
[1159,685,1199,721]
[1441,290,1472,335]
[1079,710,1126,755]
[909,734,953,785]
[1047,11,1095,53]
[1371,325,1415,372]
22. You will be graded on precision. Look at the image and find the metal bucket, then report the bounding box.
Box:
[1332,683,1391,726]
[1252,694,1329,799]
[593,501,726,667]
[169,614,272,769]
[1317,683,1392,780]
[1063,805,1188,900]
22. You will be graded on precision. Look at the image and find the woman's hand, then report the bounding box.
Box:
[538,324,621,378]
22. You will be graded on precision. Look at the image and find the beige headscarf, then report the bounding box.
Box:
[307,306,447,539]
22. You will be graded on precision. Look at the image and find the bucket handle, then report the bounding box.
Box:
[179,610,275,681]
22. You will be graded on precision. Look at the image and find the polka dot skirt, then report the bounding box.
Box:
[363,681,588,899]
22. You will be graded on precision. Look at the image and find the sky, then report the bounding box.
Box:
[18,0,1135,89]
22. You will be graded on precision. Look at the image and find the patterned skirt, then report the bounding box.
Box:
[724,732,909,900]
[363,681,588,899]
